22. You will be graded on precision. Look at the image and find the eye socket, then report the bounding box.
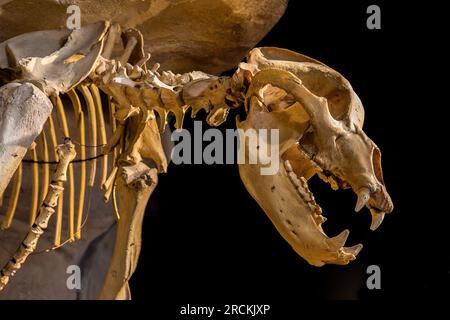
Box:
[372,147,385,184]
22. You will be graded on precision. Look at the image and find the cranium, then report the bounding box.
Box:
[236,48,393,266]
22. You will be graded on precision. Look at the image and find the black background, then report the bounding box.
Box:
[129,0,446,311]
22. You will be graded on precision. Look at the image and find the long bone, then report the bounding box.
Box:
[0,139,76,291]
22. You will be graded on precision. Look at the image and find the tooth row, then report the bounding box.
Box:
[284,160,325,225]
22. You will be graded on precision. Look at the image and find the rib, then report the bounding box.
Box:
[28,143,39,226]
[89,84,108,187]
[78,85,97,187]
[44,115,63,246]
[108,97,119,166]
[52,95,75,241]
[38,131,50,208]
[1,164,22,230]
[67,89,86,240]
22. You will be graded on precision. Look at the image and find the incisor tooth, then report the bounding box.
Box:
[315,214,327,224]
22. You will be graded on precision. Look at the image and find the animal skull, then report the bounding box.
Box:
[236,48,393,266]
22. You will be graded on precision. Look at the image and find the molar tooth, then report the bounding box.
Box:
[284,160,293,172]
[288,172,300,186]
[315,214,327,224]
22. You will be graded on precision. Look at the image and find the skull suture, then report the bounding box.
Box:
[0,19,392,298]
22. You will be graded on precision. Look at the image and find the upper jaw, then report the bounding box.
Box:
[289,145,393,232]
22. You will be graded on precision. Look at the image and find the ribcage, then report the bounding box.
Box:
[0,84,117,248]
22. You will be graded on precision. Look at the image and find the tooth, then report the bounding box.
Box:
[344,244,363,256]
[355,187,370,212]
[284,160,293,172]
[288,172,300,186]
[370,209,385,231]
[330,229,349,248]
[315,214,327,224]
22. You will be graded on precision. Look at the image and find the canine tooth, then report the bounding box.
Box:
[355,187,370,212]
[344,244,363,256]
[330,229,350,248]
[284,160,293,172]
[370,209,385,231]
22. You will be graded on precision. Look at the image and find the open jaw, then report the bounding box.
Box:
[238,142,392,267]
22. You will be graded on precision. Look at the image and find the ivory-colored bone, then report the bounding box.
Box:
[119,36,138,66]
[52,95,75,241]
[0,139,76,291]
[102,23,121,60]
[44,115,64,246]
[67,89,86,239]
[0,83,53,198]
[0,22,109,95]
[1,164,22,230]
[103,166,118,203]
[237,55,393,266]
[38,131,50,208]
[78,85,98,187]
[98,162,158,299]
[28,143,39,226]
[108,98,119,165]
[89,84,108,187]
[0,13,394,296]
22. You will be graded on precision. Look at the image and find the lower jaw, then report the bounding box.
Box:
[237,156,363,267]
